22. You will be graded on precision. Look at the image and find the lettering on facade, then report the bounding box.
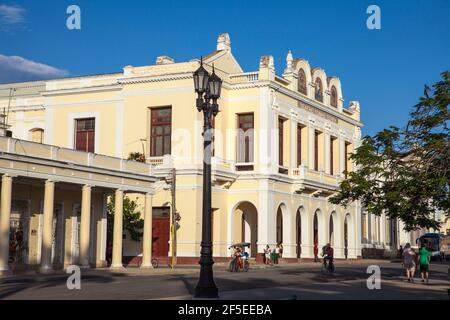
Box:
[297,101,338,124]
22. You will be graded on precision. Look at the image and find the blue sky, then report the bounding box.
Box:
[0,0,449,136]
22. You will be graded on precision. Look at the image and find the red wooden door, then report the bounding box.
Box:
[152,217,170,257]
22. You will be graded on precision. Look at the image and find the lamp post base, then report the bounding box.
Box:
[194,259,219,298]
[194,286,219,299]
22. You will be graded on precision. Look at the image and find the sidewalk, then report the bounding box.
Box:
[0,258,405,278]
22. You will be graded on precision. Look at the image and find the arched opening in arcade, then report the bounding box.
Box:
[232,201,258,257]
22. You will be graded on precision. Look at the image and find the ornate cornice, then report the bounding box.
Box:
[42,84,122,96]
[118,72,193,84]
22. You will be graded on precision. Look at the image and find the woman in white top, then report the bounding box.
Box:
[264,245,272,265]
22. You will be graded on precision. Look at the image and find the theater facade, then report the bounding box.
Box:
[0,33,367,270]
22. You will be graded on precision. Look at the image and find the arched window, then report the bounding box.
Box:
[330,85,338,107]
[314,78,323,102]
[298,69,307,95]
[29,128,44,143]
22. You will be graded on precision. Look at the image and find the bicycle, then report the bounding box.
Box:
[321,258,335,275]
[228,256,249,272]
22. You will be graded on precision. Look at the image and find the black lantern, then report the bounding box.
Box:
[193,58,210,95]
[192,58,222,299]
[207,66,222,101]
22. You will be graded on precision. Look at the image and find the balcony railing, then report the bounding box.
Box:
[147,155,172,167]
[229,72,259,84]
[142,152,343,187]
[290,165,342,186]
[212,157,235,172]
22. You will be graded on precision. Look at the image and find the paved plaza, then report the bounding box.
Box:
[0,260,448,300]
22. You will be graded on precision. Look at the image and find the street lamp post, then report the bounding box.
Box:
[193,58,221,298]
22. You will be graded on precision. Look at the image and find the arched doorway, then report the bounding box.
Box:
[232,202,258,257]
[276,207,283,244]
[296,210,301,258]
[344,216,348,259]
[329,214,334,246]
[344,213,355,259]
[313,212,318,259]
[276,203,292,257]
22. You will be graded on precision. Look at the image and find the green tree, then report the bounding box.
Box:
[330,71,449,231]
[107,194,144,241]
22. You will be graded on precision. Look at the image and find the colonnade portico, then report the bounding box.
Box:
[0,137,157,274]
[0,176,156,274]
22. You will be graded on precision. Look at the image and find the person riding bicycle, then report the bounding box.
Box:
[240,247,249,260]
[232,246,243,269]
[321,243,334,270]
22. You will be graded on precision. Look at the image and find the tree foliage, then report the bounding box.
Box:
[107,194,144,241]
[330,71,449,231]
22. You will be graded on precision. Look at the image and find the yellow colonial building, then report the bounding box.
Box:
[0,33,366,271]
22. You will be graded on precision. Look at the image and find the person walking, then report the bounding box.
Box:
[264,245,272,266]
[274,244,280,264]
[418,243,432,283]
[279,243,284,259]
[439,243,446,262]
[402,243,416,283]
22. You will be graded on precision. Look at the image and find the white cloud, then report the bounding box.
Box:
[0,4,25,25]
[0,54,69,83]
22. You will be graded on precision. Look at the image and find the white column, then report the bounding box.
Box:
[380,212,387,247]
[339,137,346,176]
[282,210,296,258]
[368,213,373,245]
[40,180,55,272]
[290,119,297,168]
[318,213,328,251]
[257,182,276,254]
[111,189,124,269]
[273,112,280,171]
[95,193,108,268]
[258,87,275,174]
[141,193,153,268]
[355,204,362,258]
[324,133,331,174]
[398,220,408,246]
[300,213,312,258]
[308,125,315,170]
[334,216,344,259]
[79,185,91,268]
[0,175,13,274]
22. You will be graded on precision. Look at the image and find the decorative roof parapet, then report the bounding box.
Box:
[156,55,175,65]
[285,50,294,74]
[217,33,231,52]
[259,55,275,81]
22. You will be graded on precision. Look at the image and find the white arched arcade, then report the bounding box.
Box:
[229,201,258,257]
